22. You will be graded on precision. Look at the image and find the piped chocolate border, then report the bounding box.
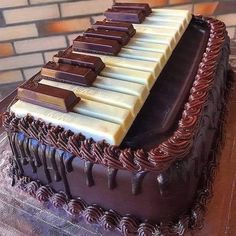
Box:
[3,16,226,173]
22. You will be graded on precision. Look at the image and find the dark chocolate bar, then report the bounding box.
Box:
[53,48,105,73]
[92,21,136,37]
[73,35,121,55]
[84,28,130,46]
[112,3,152,16]
[41,61,97,86]
[104,8,145,24]
[17,81,80,112]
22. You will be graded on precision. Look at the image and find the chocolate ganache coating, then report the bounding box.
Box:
[3,16,231,235]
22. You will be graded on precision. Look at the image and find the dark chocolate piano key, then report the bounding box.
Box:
[92,21,136,37]
[73,35,121,55]
[112,3,152,16]
[84,28,130,46]
[104,8,145,24]
[41,61,96,86]
[53,47,105,73]
[18,81,80,112]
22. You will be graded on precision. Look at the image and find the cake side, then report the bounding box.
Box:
[4,40,232,235]
[3,16,229,223]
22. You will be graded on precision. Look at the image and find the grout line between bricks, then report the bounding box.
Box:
[57,3,62,18]
[11,42,17,55]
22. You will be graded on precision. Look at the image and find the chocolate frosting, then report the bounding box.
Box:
[3,17,227,174]
[12,113,230,235]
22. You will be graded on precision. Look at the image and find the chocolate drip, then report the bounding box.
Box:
[46,146,61,182]
[56,151,71,197]
[9,133,23,176]
[132,171,147,195]
[63,152,74,173]
[38,143,51,183]
[17,132,28,165]
[107,167,117,189]
[23,137,37,173]
[84,161,94,187]
[29,139,42,167]
[157,173,169,196]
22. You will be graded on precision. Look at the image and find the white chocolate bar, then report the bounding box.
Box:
[74,99,133,131]
[94,76,149,102]
[152,9,192,21]
[125,39,171,55]
[40,79,141,116]
[119,48,166,65]
[77,51,161,78]
[124,40,171,61]
[11,101,125,145]
[101,65,154,90]
[133,31,175,49]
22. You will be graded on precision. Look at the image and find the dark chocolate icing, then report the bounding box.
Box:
[13,106,231,235]
[3,17,227,173]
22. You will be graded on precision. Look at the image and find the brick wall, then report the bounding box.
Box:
[0,0,235,92]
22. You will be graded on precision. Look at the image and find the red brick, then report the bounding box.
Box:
[217,13,236,27]
[214,1,236,15]
[169,0,191,5]
[0,43,14,58]
[38,18,90,35]
[116,0,168,7]
[0,71,23,84]
[194,2,219,16]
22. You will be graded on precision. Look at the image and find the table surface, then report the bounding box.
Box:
[0,43,236,236]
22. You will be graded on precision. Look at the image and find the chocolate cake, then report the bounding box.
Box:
[2,2,232,235]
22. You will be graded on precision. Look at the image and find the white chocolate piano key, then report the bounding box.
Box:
[101,65,154,90]
[134,22,182,38]
[74,99,133,131]
[146,15,187,29]
[40,79,141,116]
[119,48,165,65]
[152,9,192,25]
[94,76,149,102]
[11,101,125,145]
[133,32,175,50]
[152,9,191,17]
[134,24,178,36]
[76,51,161,78]
[125,40,171,60]
[136,22,182,40]
[144,18,181,28]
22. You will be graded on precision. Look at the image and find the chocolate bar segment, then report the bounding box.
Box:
[73,36,121,55]
[84,28,130,46]
[41,61,97,86]
[104,8,145,24]
[17,81,80,112]
[92,21,136,37]
[112,3,151,16]
[53,48,105,73]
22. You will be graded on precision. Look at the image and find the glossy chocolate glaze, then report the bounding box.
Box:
[3,17,230,226]
[122,18,210,149]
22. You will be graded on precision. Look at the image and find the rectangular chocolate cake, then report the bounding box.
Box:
[2,2,232,235]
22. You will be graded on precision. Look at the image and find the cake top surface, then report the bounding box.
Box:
[9,3,192,146]
[3,3,227,172]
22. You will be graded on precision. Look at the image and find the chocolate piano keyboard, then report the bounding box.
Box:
[11,4,192,145]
